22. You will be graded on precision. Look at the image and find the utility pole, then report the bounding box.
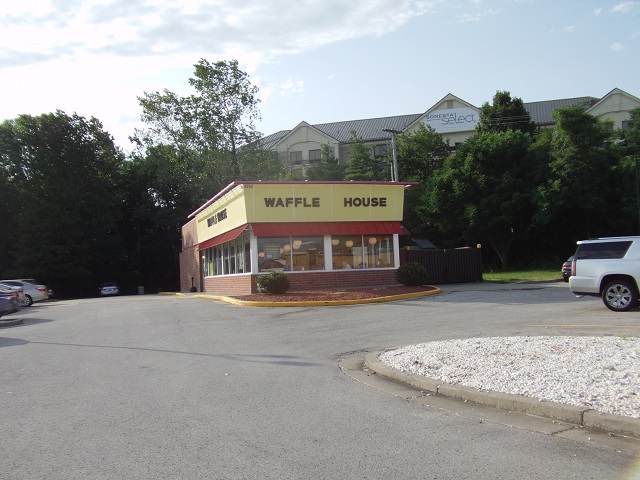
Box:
[382,128,402,182]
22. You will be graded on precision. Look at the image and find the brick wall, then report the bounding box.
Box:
[205,275,256,295]
[283,269,398,291]
[179,246,200,292]
[200,269,398,295]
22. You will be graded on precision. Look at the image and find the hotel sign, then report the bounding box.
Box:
[422,107,479,133]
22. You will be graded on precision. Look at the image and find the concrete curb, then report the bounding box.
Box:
[165,288,442,307]
[364,351,640,440]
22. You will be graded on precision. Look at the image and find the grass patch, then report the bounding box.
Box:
[483,269,560,283]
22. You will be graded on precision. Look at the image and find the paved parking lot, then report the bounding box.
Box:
[1,282,638,479]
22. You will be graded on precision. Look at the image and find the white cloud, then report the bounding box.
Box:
[563,25,576,33]
[0,0,438,147]
[456,8,500,23]
[593,8,603,16]
[610,41,625,50]
[610,2,640,13]
[276,79,305,98]
[0,0,436,69]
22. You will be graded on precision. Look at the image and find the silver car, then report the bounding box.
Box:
[0,282,27,307]
[0,280,49,307]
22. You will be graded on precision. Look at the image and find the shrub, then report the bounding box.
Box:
[256,271,291,294]
[396,262,429,286]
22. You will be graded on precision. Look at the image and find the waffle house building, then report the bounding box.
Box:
[180,181,415,294]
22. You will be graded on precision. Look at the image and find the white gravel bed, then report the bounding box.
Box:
[379,336,640,419]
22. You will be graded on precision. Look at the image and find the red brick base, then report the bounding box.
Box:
[200,269,398,295]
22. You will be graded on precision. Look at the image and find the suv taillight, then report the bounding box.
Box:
[571,258,576,276]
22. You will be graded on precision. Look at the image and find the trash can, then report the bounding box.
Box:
[138,286,144,295]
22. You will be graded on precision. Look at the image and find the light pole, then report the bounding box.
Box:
[382,128,402,182]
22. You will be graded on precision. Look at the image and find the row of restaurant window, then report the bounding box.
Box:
[202,234,395,276]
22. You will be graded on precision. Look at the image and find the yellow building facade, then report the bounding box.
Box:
[180,181,415,294]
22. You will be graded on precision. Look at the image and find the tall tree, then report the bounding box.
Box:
[476,91,536,135]
[133,58,264,189]
[0,111,126,296]
[306,144,345,181]
[344,132,387,181]
[189,59,262,178]
[422,130,540,270]
[536,105,633,239]
[397,124,451,182]
[622,106,640,151]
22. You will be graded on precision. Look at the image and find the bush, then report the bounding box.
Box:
[256,271,291,294]
[396,262,429,286]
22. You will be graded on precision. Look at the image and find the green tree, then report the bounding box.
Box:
[422,130,540,270]
[536,105,633,239]
[120,145,196,293]
[189,59,262,178]
[237,144,284,181]
[0,111,126,296]
[397,124,451,182]
[623,107,640,151]
[344,132,387,181]
[306,144,345,180]
[476,91,536,135]
[126,59,277,291]
[133,58,264,188]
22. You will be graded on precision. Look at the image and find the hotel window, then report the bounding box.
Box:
[290,151,303,165]
[373,144,387,158]
[446,100,454,109]
[331,235,394,269]
[309,149,321,163]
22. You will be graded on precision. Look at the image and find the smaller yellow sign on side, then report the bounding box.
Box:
[196,186,248,242]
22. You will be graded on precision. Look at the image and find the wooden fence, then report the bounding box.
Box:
[401,247,483,284]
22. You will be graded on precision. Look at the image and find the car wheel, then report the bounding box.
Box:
[23,295,33,307]
[602,279,638,312]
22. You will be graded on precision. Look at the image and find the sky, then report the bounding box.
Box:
[1,0,639,151]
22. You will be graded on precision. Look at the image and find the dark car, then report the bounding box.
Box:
[0,287,22,318]
[562,256,574,282]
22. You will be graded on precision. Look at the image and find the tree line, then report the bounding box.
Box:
[1,59,639,296]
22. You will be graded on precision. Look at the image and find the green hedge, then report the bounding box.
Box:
[396,262,429,286]
[256,271,291,294]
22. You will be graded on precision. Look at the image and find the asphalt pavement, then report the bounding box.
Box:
[169,281,640,442]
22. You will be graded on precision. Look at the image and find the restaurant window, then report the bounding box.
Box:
[258,236,324,272]
[203,233,250,276]
[331,235,394,269]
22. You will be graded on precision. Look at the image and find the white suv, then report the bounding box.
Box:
[569,236,640,312]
